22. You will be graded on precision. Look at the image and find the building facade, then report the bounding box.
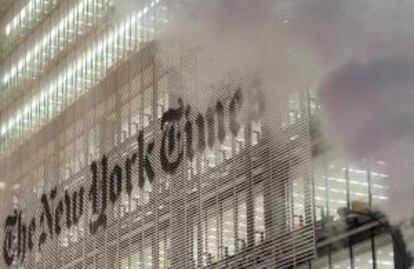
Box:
[0,0,398,268]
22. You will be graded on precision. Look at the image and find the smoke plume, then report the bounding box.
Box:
[315,0,414,258]
[113,0,414,258]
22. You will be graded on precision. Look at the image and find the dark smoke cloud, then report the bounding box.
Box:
[319,55,414,255]
[316,0,414,255]
[320,56,414,160]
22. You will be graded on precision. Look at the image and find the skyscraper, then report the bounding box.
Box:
[0,0,401,268]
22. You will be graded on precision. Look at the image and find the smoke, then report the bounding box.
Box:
[113,0,141,19]
[154,0,324,111]
[166,0,414,258]
[113,0,414,258]
[315,0,414,259]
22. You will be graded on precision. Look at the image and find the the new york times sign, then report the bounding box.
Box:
[2,87,265,266]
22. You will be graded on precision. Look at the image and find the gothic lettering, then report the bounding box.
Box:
[138,131,155,187]
[110,164,123,204]
[125,154,137,196]
[3,210,17,265]
[89,156,108,235]
[160,99,184,174]
[185,106,194,161]
[2,86,265,267]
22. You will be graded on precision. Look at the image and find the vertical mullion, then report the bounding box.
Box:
[371,229,377,269]
[346,165,351,210]
[349,237,355,269]
[368,161,373,208]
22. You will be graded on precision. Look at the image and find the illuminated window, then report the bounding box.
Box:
[237,191,248,251]
[221,197,235,258]
[331,246,351,269]
[311,257,329,269]
[313,160,328,222]
[4,0,58,40]
[375,235,394,268]
[254,183,265,245]
[326,159,348,221]
[219,121,232,162]
[234,125,245,155]
[158,228,170,269]
[251,120,262,146]
[353,240,373,269]
[142,235,153,269]
[0,0,167,154]
[291,174,306,230]
[192,217,200,268]
[370,161,389,206]
[203,206,218,266]
[348,163,370,208]
[3,0,112,92]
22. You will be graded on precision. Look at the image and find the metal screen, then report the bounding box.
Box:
[0,2,315,269]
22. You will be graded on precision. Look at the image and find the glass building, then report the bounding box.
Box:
[0,0,401,268]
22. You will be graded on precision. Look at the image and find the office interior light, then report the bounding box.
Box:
[0,0,165,153]
[2,0,111,91]
[4,0,57,37]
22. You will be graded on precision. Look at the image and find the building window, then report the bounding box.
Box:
[221,197,235,258]
[331,246,351,269]
[311,255,329,269]
[234,125,245,155]
[353,240,373,269]
[254,183,265,245]
[370,161,389,206]
[158,228,171,269]
[348,164,370,208]
[142,235,153,269]
[375,235,394,268]
[313,160,328,222]
[313,154,390,222]
[291,174,306,230]
[237,191,248,251]
[312,234,395,269]
[203,206,218,266]
[251,120,262,146]
[192,217,200,268]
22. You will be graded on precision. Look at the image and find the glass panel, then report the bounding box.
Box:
[370,160,389,206]
[143,235,153,269]
[313,160,328,222]
[375,235,394,269]
[311,255,329,269]
[234,125,245,155]
[331,247,351,269]
[237,191,247,252]
[251,120,262,146]
[292,174,306,230]
[353,240,373,269]
[192,219,199,268]
[204,206,218,265]
[326,158,348,220]
[130,243,140,269]
[221,197,235,258]
[254,183,265,245]
[348,163,370,208]
[159,228,170,269]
